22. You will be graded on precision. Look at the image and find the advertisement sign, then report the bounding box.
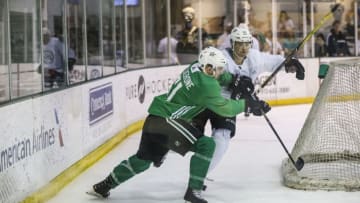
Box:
[89,82,113,125]
[123,66,185,123]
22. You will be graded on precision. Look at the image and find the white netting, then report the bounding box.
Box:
[281,59,360,191]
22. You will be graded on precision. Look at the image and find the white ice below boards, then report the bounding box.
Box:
[48,104,360,203]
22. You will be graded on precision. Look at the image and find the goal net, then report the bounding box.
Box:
[281,59,360,191]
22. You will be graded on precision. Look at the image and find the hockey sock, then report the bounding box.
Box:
[189,136,215,190]
[110,154,151,188]
[208,129,231,172]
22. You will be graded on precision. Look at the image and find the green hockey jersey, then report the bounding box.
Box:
[148,62,246,121]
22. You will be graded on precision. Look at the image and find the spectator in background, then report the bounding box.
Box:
[315,33,328,57]
[249,26,265,51]
[41,28,65,88]
[282,30,298,56]
[327,20,351,57]
[216,22,233,50]
[58,34,76,73]
[344,1,355,37]
[176,6,208,64]
[331,2,345,23]
[278,10,295,38]
[158,28,179,65]
[263,30,284,55]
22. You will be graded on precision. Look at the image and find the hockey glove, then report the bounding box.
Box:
[229,75,254,100]
[284,57,305,80]
[244,95,271,116]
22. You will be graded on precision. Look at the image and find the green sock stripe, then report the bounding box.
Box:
[110,171,121,185]
[195,153,212,162]
[120,160,136,175]
[190,175,205,182]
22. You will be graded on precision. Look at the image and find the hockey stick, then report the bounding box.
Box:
[254,3,340,95]
[249,93,304,170]
[261,108,304,171]
[251,4,340,171]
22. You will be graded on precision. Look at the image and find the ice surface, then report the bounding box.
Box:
[48,104,360,203]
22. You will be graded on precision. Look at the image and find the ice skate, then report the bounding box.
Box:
[86,176,114,198]
[184,187,208,203]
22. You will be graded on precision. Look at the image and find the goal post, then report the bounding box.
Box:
[281,59,360,191]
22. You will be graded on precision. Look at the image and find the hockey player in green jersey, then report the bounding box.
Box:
[86,47,268,203]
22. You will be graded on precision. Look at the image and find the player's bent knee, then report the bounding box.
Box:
[194,136,215,156]
[129,155,152,173]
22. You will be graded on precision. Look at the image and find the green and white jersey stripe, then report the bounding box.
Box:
[148,62,246,121]
[166,118,197,144]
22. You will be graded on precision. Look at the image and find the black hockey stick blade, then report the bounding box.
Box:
[295,157,305,171]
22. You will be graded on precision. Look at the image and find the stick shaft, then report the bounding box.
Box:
[255,4,340,94]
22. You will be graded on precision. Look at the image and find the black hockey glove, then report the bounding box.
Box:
[229,75,254,100]
[284,57,305,80]
[244,94,271,116]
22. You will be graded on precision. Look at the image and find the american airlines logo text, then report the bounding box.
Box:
[126,75,177,103]
[0,125,56,173]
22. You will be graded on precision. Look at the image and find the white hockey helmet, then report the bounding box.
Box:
[182,6,195,21]
[182,6,195,15]
[198,47,227,70]
[230,26,252,43]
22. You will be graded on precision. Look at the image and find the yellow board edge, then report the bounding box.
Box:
[268,97,314,106]
[21,120,145,203]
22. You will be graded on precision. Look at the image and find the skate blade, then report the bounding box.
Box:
[86,190,106,199]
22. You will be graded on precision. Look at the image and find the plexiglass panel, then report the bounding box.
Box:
[144,0,170,66]
[198,0,227,50]
[127,0,144,68]
[0,0,9,102]
[67,0,86,84]
[86,0,102,79]
[102,0,115,76]
[9,0,42,98]
[115,1,126,72]
[41,0,66,90]
[275,0,303,57]
[344,1,356,56]
[357,0,360,56]
[249,0,282,55]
